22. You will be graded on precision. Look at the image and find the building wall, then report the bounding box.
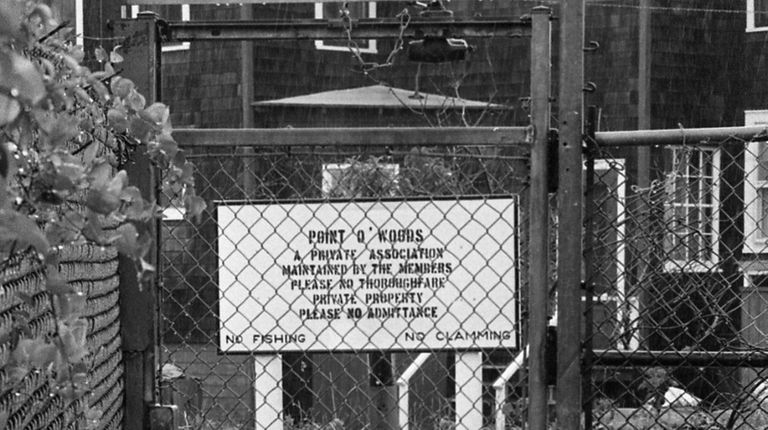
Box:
[650,0,744,128]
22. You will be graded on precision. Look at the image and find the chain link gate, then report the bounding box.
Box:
[584,124,768,429]
[156,128,535,430]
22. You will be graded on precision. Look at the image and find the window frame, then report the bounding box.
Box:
[594,159,639,351]
[314,1,377,54]
[663,147,721,272]
[129,4,191,52]
[747,0,768,32]
[75,0,84,47]
[744,110,768,253]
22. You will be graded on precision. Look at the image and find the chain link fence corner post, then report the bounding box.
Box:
[111,12,161,430]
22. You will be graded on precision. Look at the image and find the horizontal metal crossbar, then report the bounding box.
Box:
[594,125,768,147]
[172,127,533,147]
[130,0,437,3]
[164,18,531,41]
[592,349,768,367]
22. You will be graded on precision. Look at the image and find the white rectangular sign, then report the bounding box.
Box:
[217,198,518,353]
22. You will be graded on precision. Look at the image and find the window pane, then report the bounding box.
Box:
[758,0,768,28]
[665,147,718,266]
[320,2,371,50]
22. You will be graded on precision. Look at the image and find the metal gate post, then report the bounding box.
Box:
[582,106,598,430]
[110,13,161,430]
[556,0,585,429]
[528,6,552,430]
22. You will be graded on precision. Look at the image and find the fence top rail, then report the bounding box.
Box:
[593,349,768,367]
[164,18,532,41]
[172,127,533,148]
[594,125,768,147]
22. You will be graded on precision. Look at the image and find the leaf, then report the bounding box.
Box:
[89,160,112,186]
[45,219,81,245]
[94,46,108,63]
[81,139,101,165]
[0,0,24,40]
[151,138,179,163]
[140,258,155,274]
[47,271,75,294]
[29,342,58,370]
[73,87,92,105]
[107,170,128,194]
[110,77,134,99]
[126,90,146,112]
[12,339,36,364]
[0,92,21,126]
[0,51,46,105]
[107,108,128,133]
[114,223,139,256]
[184,194,207,221]
[44,116,79,149]
[141,103,169,125]
[68,292,87,317]
[60,323,88,363]
[109,46,124,64]
[50,151,85,185]
[91,80,110,103]
[69,45,85,63]
[129,117,153,142]
[0,209,50,255]
[81,213,109,244]
[85,187,120,214]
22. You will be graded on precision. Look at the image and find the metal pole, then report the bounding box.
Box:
[556,0,584,429]
[166,18,531,41]
[240,5,255,198]
[582,106,598,430]
[112,13,160,430]
[528,6,551,430]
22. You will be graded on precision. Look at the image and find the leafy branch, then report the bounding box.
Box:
[0,0,205,427]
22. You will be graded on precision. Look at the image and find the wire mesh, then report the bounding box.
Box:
[584,133,768,429]
[158,140,531,430]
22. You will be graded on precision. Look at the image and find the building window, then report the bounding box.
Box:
[128,4,190,52]
[315,2,377,54]
[663,147,720,271]
[747,0,768,32]
[744,110,768,253]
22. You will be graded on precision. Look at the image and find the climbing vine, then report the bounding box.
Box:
[0,0,204,426]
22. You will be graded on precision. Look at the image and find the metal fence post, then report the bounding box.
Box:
[528,6,552,430]
[110,13,161,430]
[582,106,598,430]
[556,0,584,429]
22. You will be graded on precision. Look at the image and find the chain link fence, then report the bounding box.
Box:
[158,138,531,430]
[585,133,768,429]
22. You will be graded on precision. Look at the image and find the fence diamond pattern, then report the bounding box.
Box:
[158,141,530,430]
[585,134,768,429]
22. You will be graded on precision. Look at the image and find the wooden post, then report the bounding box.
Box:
[111,12,161,430]
[556,0,585,429]
[255,355,284,430]
[454,352,483,430]
[528,6,552,430]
